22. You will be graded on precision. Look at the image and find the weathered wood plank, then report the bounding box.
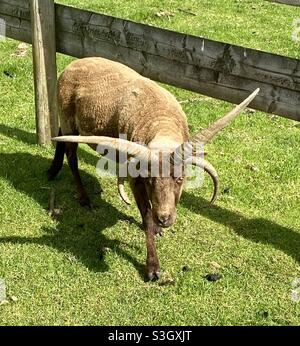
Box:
[55,29,300,119]
[0,12,31,43]
[0,0,300,121]
[0,0,31,42]
[54,4,300,121]
[268,0,300,6]
[30,0,58,146]
[0,0,30,19]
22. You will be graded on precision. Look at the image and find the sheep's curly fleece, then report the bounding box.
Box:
[57,57,190,150]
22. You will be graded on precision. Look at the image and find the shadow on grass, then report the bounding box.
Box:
[1,126,299,274]
[0,124,98,167]
[0,151,144,278]
[181,192,300,263]
[0,124,37,145]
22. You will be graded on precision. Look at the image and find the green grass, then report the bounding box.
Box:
[0,0,300,326]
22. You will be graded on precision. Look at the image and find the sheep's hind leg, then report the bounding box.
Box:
[47,128,65,180]
[65,142,92,209]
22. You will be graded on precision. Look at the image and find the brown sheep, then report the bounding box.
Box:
[48,57,259,280]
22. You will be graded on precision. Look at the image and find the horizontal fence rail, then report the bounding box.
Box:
[268,0,300,6]
[1,0,300,121]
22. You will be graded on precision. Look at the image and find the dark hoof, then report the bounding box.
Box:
[79,197,92,209]
[156,230,163,237]
[147,270,161,282]
[153,225,163,237]
[47,168,57,181]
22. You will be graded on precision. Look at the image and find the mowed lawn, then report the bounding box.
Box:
[0,0,300,325]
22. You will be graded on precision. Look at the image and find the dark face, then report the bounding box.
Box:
[144,171,185,228]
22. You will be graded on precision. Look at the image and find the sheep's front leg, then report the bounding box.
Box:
[143,211,161,281]
[130,178,161,281]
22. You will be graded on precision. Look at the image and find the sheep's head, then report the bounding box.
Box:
[137,145,217,228]
[53,88,259,229]
[143,166,185,228]
[118,154,187,227]
[135,147,220,228]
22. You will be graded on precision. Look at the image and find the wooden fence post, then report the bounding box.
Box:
[30,0,58,146]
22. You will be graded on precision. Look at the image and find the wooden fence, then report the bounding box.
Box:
[268,0,300,6]
[0,0,300,144]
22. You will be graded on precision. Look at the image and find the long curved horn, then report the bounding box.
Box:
[185,157,219,204]
[118,177,131,205]
[192,88,260,144]
[52,136,157,163]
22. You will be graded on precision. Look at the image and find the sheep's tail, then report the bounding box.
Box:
[47,128,66,180]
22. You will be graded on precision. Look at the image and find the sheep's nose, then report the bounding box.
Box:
[157,214,171,227]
